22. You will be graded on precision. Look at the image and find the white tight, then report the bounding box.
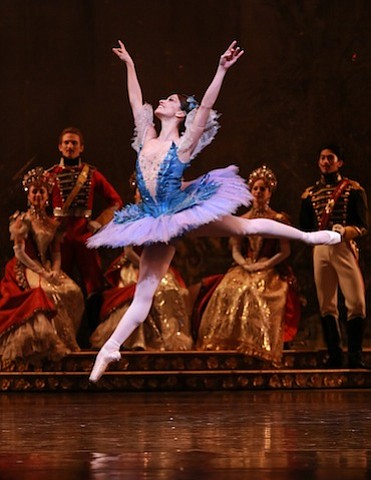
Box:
[189,215,310,240]
[106,243,176,350]
[103,215,337,351]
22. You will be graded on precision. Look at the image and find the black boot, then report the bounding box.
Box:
[320,315,343,368]
[347,317,368,368]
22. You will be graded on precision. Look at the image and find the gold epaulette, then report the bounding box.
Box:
[301,186,313,200]
[348,179,364,191]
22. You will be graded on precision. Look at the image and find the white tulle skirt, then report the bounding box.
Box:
[88,165,252,248]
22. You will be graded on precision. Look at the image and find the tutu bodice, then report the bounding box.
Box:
[137,142,190,207]
[114,143,220,223]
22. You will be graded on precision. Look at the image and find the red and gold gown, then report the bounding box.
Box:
[0,210,84,366]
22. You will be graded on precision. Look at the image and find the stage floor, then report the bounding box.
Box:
[1,390,370,479]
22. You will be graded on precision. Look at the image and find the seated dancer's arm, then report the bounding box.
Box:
[244,239,290,273]
[13,240,57,283]
[229,236,247,267]
[51,234,62,274]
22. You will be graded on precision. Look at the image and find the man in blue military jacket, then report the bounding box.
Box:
[300,144,368,368]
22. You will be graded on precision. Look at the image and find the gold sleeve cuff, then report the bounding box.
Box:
[343,226,364,241]
[95,205,119,227]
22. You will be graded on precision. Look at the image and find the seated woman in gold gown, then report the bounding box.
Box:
[90,173,194,351]
[0,167,84,367]
[90,245,194,351]
[196,166,301,366]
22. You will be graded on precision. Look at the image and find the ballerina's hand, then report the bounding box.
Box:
[219,41,244,69]
[112,40,133,63]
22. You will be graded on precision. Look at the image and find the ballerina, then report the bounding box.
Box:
[87,40,340,382]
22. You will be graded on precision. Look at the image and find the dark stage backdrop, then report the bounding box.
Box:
[1,0,370,345]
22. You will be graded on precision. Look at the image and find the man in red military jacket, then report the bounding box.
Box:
[47,127,123,331]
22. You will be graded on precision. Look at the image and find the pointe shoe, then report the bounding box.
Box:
[304,230,341,246]
[89,347,121,383]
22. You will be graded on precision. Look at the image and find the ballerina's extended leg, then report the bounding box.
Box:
[89,244,176,382]
[190,215,341,245]
[244,218,341,244]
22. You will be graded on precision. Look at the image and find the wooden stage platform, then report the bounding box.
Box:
[1,351,371,479]
[1,389,371,479]
[1,349,371,392]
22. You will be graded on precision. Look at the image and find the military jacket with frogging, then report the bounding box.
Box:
[300,173,368,236]
[47,160,122,220]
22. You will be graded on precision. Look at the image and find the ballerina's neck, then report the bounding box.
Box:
[158,118,181,141]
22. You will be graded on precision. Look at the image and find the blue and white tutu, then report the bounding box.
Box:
[87,104,252,249]
[88,163,252,248]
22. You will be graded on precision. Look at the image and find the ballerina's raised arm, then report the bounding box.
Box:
[112,40,156,143]
[178,41,244,161]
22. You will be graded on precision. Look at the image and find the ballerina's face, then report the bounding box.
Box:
[28,183,49,210]
[154,94,184,119]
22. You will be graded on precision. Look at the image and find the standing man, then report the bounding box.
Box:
[47,127,123,331]
[300,144,368,368]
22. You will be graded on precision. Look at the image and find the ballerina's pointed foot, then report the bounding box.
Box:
[89,347,121,383]
[304,230,341,246]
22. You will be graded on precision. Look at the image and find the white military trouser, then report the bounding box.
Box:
[313,242,366,321]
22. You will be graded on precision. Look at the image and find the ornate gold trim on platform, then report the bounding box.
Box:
[1,350,370,392]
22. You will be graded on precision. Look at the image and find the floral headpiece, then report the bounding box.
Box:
[22,167,55,193]
[248,165,277,192]
[186,95,198,112]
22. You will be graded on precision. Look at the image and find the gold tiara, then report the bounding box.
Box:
[248,165,277,191]
[22,167,55,193]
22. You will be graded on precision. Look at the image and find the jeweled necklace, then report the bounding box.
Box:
[250,203,270,218]
[29,205,49,225]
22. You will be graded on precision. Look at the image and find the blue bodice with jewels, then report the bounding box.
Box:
[114,143,219,224]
